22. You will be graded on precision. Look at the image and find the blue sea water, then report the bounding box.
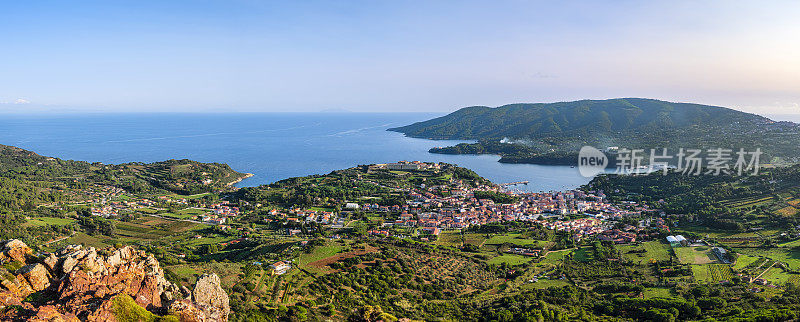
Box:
[0,113,592,192]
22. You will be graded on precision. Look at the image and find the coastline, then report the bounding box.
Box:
[229,172,254,187]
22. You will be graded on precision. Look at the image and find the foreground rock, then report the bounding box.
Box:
[0,239,230,321]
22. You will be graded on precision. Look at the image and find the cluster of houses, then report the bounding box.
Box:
[264,208,342,226]
[262,174,661,244]
[90,206,118,218]
[185,202,241,224]
[370,161,442,171]
[253,163,664,245]
[597,229,638,244]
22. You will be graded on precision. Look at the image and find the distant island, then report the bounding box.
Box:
[389,98,800,166]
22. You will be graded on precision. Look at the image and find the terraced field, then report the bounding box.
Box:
[720,196,774,208]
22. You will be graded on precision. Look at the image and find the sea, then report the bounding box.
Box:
[0,113,593,192]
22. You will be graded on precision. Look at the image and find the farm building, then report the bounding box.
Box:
[712,247,731,264]
[270,261,291,275]
[666,235,688,247]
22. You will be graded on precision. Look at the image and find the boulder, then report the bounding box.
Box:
[29,305,81,322]
[192,274,230,322]
[2,239,32,262]
[61,255,79,275]
[43,253,59,271]
[19,263,50,291]
[169,299,207,322]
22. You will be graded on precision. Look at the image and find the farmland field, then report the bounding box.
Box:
[433,231,464,247]
[732,254,760,270]
[488,254,534,266]
[675,247,717,264]
[735,248,800,270]
[643,287,675,298]
[759,266,793,285]
[620,241,672,265]
[691,265,709,282]
[296,243,346,273]
[23,217,75,227]
[779,238,800,248]
[523,279,570,289]
[572,248,592,262]
[484,233,548,247]
[540,249,572,264]
[707,264,734,283]
[776,206,798,216]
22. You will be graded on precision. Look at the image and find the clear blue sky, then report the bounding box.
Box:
[1,1,798,113]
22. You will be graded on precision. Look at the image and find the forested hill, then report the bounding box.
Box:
[0,143,249,195]
[390,98,800,164]
[389,98,769,139]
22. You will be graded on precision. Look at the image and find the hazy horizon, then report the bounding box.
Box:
[2,1,799,114]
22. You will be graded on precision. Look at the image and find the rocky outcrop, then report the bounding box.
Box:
[0,240,230,321]
[1,239,33,263]
[191,274,230,321]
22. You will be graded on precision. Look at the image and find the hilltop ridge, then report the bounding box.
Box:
[389,98,800,165]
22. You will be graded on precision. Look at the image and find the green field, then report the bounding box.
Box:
[172,208,208,219]
[643,287,675,298]
[759,266,794,285]
[487,254,534,266]
[734,248,800,270]
[675,246,716,264]
[732,254,760,270]
[433,231,464,247]
[523,279,570,289]
[620,241,672,264]
[691,265,710,282]
[571,248,591,262]
[484,233,548,247]
[23,217,75,227]
[296,243,345,270]
[165,265,198,282]
[779,239,800,248]
[308,207,335,212]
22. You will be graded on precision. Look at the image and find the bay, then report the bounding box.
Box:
[0,113,592,192]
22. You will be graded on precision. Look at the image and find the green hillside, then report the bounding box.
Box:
[389,98,767,139]
[0,144,248,196]
[389,98,800,165]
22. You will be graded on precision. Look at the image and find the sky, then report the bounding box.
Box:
[1,0,799,114]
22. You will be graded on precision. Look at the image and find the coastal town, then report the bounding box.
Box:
[78,161,665,243]
[64,161,780,291]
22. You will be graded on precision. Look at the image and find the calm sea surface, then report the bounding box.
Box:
[0,113,592,192]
